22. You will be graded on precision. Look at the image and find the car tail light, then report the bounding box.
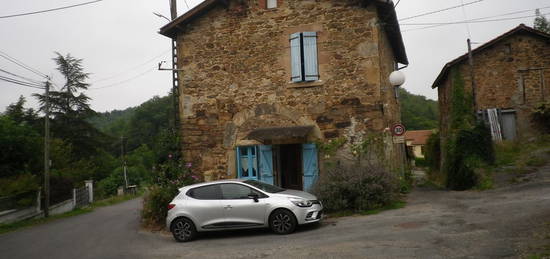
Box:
[167,204,176,210]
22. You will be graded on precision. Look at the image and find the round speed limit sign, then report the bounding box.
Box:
[391,124,406,136]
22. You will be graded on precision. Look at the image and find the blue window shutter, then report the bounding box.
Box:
[302,143,319,191]
[290,32,303,82]
[302,32,319,82]
[258,145,274,185]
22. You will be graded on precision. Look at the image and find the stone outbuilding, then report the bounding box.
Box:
[159,0,409,191]
[433,24,550,146]
[404,130,433,159]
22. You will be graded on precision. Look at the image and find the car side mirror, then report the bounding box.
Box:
[248,194,259,202]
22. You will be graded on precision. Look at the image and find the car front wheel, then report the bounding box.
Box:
[269,209,297,235]
[171,217,197,242]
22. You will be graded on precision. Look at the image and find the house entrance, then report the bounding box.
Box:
[276,144,303,191]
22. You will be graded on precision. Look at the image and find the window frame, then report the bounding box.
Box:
[266,0,277,9]
[237,146,259,180]
[186,184,223,200]
[290,31,319,83]
[220,183,268,200]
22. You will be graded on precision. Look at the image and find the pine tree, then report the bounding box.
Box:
[534,9,550,34]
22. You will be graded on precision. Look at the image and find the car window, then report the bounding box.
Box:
[187,184,222,200]
[220,183,263,199]
[243,180,285,193]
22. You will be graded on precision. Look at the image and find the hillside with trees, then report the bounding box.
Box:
[399,88,439,130]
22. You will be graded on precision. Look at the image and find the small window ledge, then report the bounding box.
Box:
[287,80,324,89]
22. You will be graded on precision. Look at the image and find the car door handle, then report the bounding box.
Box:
[224,205,232,209]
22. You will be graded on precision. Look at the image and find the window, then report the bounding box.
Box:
[290,32,319,82]
[237,146,258,179]
[244,180,285,193]
[220,184,264,199]
[267,0,277,9]
[187,184,222,200]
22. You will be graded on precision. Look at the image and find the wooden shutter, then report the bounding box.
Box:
[290,32,303,82]
[259,145,274,185]
[302,32,319,81]
[302,143,319,191]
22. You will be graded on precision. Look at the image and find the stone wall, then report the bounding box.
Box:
[175,0,403,178]
[438,31,550,147]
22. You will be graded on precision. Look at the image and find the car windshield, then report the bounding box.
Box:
[244,180,286,193]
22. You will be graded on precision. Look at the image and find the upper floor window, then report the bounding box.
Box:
[267,0,277,9]
[290,32,319,83]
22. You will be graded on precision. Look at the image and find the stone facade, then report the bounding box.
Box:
[162,0,408,182]
[435,25,550,160]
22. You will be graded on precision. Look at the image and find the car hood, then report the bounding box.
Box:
[275,189,317,200]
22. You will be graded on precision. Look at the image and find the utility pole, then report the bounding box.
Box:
[121,136,128,189]
[170,0,181,159]
[43,81,51,217]
[467,39,477,113]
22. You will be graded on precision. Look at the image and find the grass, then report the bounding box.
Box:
[327,201,407,218]
[0,193,141,235]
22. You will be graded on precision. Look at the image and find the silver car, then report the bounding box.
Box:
[166,179,323,242]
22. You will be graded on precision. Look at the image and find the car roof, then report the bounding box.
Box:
[178,179,247,192]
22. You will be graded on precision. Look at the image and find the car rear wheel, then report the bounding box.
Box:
[171,217,197,242]
[269,209,297,235]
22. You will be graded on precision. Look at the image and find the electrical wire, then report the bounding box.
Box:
[0,68,43,85]
[399,0,483,21]
[91,49,171,84]
[0,0,104,19]
[0,50,47,78]
[183,0,190,10]
[401,11,550,26]
[460,0,473,39]
[89,68,155,90]
[403,6,550,32]
[0,75,45,89]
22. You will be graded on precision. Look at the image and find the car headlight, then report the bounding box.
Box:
[289,198,313,207]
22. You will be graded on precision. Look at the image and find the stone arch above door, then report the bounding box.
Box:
[223,103,323,149]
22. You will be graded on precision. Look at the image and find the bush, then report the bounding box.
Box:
[425,132,441,171]
[446,122,494,190]
[312,163,399,213]
[532,102,550,132]
[142,184,178,226]
[141,159,198,227]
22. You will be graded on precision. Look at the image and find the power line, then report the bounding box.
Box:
[403,7,550,32]
[89,68,155,90]
[0,68,43,84]
[399,0,484,21]
[460,0,473,39]
[0,75,45,89]
[0,0,104,19]
[0,50,47,78]
[401,11,550,26]
[91,49,171,84]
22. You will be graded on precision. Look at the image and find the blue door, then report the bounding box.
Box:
[258,145,274,185]
[302,143,319,191]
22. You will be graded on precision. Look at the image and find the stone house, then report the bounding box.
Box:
[159,0,408,191]
[404,130,433,159]
[433,24,550,152]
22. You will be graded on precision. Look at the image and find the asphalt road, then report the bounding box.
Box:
[1,165,549,259]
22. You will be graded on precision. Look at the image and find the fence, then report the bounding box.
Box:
[73,186,90,208]
[0,180,94,224]
[0,190,39,212]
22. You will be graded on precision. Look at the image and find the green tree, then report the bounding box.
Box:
[535,9,550,34]
[399,88,439,130]
[0,116,42,178]
[34,53,110,159]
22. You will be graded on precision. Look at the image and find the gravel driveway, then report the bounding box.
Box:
[1,164,549,259]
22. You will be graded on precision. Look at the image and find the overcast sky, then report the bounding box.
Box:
[1,0,548,113]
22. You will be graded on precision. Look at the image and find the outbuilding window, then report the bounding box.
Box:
[290,32,319,82]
